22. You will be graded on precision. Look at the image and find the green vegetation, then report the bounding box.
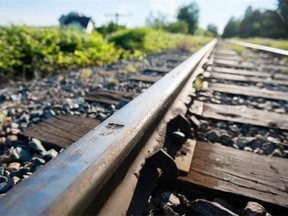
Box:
[96,22,126,36]
[193,76,203,91]
[109,27,211,53]
[0,25,211,81]
[0,26,122,80]
[223,0,288,39]
[165,21,188,34]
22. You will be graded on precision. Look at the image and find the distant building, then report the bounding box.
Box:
[59,12,95,33]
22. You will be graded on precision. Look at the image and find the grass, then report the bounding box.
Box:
[109,28,212,54]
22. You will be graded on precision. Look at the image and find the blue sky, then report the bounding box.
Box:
[0,0,277,33]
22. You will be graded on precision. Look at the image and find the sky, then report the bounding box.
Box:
[0,0,277,34]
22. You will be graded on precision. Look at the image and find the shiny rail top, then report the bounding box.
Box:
[229,40,288,56]
[0,39,217,215]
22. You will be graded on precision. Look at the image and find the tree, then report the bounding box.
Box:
[239,7,263,38]
[177,2,199,34]
[165,21,188,34]
[96,22,126,36]
[222,3,288,39]
[222,17,240,38]
[261,10,286,38]
[207,24,219,37]
[278,0,288,37]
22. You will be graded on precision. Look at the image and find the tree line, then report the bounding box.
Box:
[223,0,288,38]
[145,2,219,37]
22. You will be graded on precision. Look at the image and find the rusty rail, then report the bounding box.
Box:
[0,39,217,215]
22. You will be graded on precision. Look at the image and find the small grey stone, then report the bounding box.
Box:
[270,148,283,157]
[199,120,209,130]
[161,192,180,207]
[10,122,19,129]
[220,133,232,146]
[52,104,63,110]
[163,205,179,216]
[0,166,5,176]
[10,94,22,102]
[211,98,221,104]
[29,138,46,154]
[0,137,6,144]
[177,193,191,208]
[249,140,262,149]
[7,135,18,142]
[20,122,28,128]
[42,149,58,161]
[10,167,29,178]
[32,117,41,124]
[43,110,55,119]
[243,201,268,216]
[31,157,46,166]
[266,136,281,145]
[229,124,239,133]
[206,130,220,142]
[7,162,21,172]
[30,110,43,118]
[9,128,21,135]
[12,176,21,184]
[253,148,264,155]
[72,103,80,110]
[244,146,253,152]
[23,162,34,172]
[261,142,275,155]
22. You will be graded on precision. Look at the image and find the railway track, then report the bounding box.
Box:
[0,39,288,215]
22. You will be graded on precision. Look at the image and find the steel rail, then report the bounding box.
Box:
[0,39,217,215]
[228,40,288,56]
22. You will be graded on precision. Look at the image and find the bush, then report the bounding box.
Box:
[165,21,188,34]
[0,26,122,80]
[0,26,212,81]
[109,27,211,54]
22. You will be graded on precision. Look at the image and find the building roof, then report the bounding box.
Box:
[59,12,94,29]
[63,16,91,28]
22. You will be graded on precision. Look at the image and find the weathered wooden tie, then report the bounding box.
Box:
[207,82,288,101]
[213,59,257,70]
[129,74,162,83]
[178,141,288,208]
[190,100,288,130]
[142,67,170,75]
[212,66,288,80]
[85,89,138,105]
[22,115,99,149]
[210,72,288,86]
